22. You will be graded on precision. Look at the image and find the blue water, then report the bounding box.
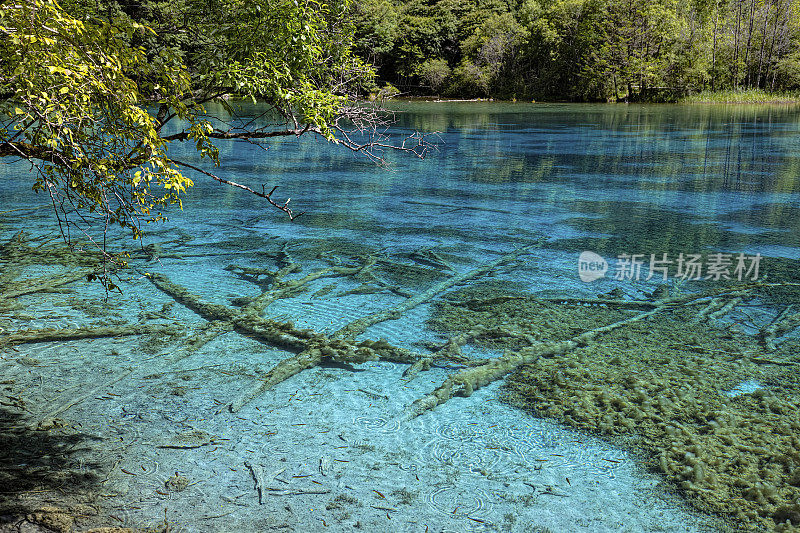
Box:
[2,102,800,532]
[161,102,800,293]
[5,102,800,280]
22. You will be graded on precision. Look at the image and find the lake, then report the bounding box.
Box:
[1,102,799,532]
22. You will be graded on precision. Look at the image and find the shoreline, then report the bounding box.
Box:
[383,93,800,106]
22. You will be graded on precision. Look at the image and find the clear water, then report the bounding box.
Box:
[6,102,800,279]
[142,102,800,300]
[2,102,800,532]
[175,101,800,273]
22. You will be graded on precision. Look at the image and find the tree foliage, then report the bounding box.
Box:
[0,0,194,237]
[352,0,800,100]
[1,0,427,285]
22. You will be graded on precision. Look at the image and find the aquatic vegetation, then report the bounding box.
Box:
[429,284,800,531]
[4,228,800,531]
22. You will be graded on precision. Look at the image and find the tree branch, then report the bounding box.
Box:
[171,159,304,220]
[162,126,317,142]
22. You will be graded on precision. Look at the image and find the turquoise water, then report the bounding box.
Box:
[2,102,800,531]
[5,103,800,278]
[167,102,800,305]
[180,101,800,263]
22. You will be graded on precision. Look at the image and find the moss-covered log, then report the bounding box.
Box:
[760,303,800,351]
[147,270,420,412]
[1,269,93,300]
[334,240,544,340]
[1,324,183,347]
[407,307,661,418]
[241,258,377,314]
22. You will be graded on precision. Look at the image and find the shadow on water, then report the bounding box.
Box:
[0,406,103,530]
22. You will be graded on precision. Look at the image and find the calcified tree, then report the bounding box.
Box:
[0,0,433,288]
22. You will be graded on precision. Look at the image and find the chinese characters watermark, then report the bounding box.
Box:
[578,251,762,282]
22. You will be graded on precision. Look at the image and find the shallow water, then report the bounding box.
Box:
[2,102,800,532]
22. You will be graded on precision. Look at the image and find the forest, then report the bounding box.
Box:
[53,0,800,101]
[52,0,800,102]
[351,0,800,101]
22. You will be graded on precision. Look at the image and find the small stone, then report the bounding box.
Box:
[165,473,190,492]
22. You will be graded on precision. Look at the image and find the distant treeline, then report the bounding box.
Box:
[350,0,800,101]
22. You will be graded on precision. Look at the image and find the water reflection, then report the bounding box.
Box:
[388,103,800,194]
[2,102,799,264]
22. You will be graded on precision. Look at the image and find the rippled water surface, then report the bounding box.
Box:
[2,102,800,532]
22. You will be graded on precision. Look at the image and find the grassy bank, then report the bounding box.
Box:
[680,89,800,104]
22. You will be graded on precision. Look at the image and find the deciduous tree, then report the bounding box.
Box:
[0,0,430,286]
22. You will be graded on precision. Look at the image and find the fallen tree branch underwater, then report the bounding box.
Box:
[6,231,800,425]
[144,242,544,412]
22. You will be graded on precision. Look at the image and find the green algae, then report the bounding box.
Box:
[430,280,629,349]
[430,285,800,532]
[289,238,380,263]
[755,257,800,306]
[373,258,449,288]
